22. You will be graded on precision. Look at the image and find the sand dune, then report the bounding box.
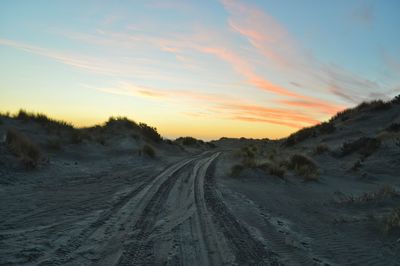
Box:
[1,98,400,265]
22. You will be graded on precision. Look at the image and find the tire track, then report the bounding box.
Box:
[203,160,280,265]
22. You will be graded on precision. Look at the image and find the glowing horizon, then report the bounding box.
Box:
[1,0,399,140]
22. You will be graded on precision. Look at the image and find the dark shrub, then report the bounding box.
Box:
[330,109,352,122]
[386,123,400,132]
[231,164,244,177]
[370,100,391,111]
[341,137,381,157]
[314,144,329,155]
[284,127,316,146]
[383,207,400,233]
[142,144,155,158]
[268,164,285,178]
[178,136,199,145]
[69,130,84,144]
[351,160,362,171]
[165,139,173,145]
[139,123,162,143]
[289,154,318,181]
[345,186,398,203]
[105,117,138,129]
[207,142,217,148]
[15,109,72,131]
[6,129,41,168]
[391,94,400,105]
[318,122,336,134]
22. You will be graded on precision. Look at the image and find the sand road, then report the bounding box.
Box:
[103,151,275,265]
[0,152,277,265]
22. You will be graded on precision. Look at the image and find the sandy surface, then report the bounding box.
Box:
[1,103,400,265]
[0,151,278,265]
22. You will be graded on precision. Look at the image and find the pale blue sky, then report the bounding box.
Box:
[1,0,399,139]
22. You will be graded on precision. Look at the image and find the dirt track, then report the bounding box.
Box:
[0,152,278,265]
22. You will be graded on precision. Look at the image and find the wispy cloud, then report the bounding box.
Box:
[0,38,153,78]
[84,80,325,129]
[58,19,345,126]
[220,0,385,104]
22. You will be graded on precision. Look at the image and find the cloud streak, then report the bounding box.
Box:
[220,0,385,104]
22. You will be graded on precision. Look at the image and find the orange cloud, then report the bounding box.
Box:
[232,116,303,129]
[220,0,385,104]
[212,102,321,129]
[277,99,344,116]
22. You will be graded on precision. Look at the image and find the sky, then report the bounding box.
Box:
[1,0,399,140]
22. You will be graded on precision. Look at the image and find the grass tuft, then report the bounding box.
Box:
[15,109,73,131]
[230,164,244,177]
[138,123,162,143]
[288,154,318,181]
[142,144,156,158]
[382,207,400,234]
[341,137,381,158]
[343,185,398,203]
[314,143,330,155]
[6,128,41,168]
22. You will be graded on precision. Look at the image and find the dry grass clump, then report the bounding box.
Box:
[351,160,363,171]
[142,144,156,158]
[313,143,330,155]
[284,122,335,146]
[207,142,217,149]
[231,164,244,177]
[391,94,400,104]
[176,136,200,146]
[6,128,41,168]
[318,122,336,134]
[284,127,316,146]
[341,137,381,157]
[330,99,393,122]
[104,117,162,143]
[288,154,319,181]
[386,123,400,133]
[267,164,285,178]
[343,185,398,203]
[230,145,259,177]
[382,207,400,234]
[15,109,73,131]
[138,123,162,143]
[69,130,88,144]
[105,116,138,129]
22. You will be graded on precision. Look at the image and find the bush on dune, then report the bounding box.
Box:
[288,154,319,181]
[6,128,41,168]
[391,94,400,105]
[284,122,336,147]
[343,185,398,204]
[142,144,156,158]
[386,123,400,133]
[15,109,73,131]
[341,137,381,158]
[314,143,330,155]
[138,123,162,143]
[105,116,138,129]
[382,207,400,234]
[178,136,199,146]
[330,99,394,123]
[231,164,244,177]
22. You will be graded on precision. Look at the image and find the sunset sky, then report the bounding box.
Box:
[1,0,399,140]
